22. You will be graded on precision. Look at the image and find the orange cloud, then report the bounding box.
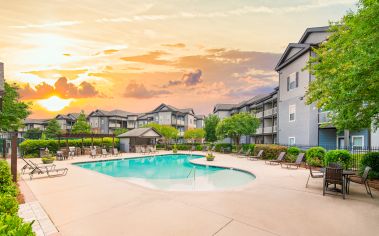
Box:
[23,69,88,80]
[161,43,186,48]
[19,77,99,99]
[103,49,120,55]
[123,81,170,99]
[120,51,171,65]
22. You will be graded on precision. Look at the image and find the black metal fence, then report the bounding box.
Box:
[279,144,379,171]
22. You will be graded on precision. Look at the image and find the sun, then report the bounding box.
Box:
[37,96,74,112]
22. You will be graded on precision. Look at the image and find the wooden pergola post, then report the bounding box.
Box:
[66,138,69,158]
[91,135,94,148]
[112,136,115,154]
[11,132,17,182]
[81,137,84,155]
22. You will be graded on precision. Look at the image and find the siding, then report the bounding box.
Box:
[319,128,337,149]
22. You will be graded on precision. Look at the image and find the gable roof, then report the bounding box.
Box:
[88,109,136,118]
[151,103,194,115]
[298,26,329,44]
[24,118,50,125]
[117,127,162,138]
[275,43,310,71]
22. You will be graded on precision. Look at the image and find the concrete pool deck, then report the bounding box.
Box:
[19,151,379,236]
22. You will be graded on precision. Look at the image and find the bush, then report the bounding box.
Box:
[0,194,18,215]
[42,156,55,164]
[324,150,352,169]
[0,161,17,196]
[0,214,34,235]
[254,144,288,160]
[215,143,232,152]
[241,144,255,153]
[306,147,327,167]
[20,138,120,156]
[286,146,301,162]
[359,152,379,179]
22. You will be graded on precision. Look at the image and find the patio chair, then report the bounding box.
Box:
[238,148,252,158]
[248,150,264,161]
[323,167,345,199]
[101,149,109,158]
[20,158,56,175]
[56,151,64,161]
[189,146,196,153]
[281,153,305,169]
[68,147,75,159]
[90,149,98,158]
[346,166,373,198]
[210,146,215,152]
[28,161,68,180]
[265,152,286,165]
[305,165,324,188]
[234,148,243,156]
[113,148,120,156]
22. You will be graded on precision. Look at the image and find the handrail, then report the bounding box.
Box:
[187,167,194,178]
[187,167,196,180]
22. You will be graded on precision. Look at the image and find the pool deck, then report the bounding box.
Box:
[18,151,379,236]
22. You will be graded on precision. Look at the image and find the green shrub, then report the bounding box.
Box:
[241,144,255,153]
[20,138,120,156]
[0,194,18,215]
[195,145,203,151]
[172,144,178,154]
[214,143,232,152]
[42,156,55,164]
[324,150,352,169]
[0,214,35,236]
[0,161,17,196]
[286,146,301,162]
[306,147,327,167]
[359,152,379,179]
[254,144,288,160]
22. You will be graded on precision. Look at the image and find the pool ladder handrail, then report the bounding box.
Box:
[187,167,196,180]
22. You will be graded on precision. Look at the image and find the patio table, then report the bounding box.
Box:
[320,168,356,194]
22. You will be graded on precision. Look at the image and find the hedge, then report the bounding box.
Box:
[305,147,327,167]
[324,150,352,169]
[20,138,120,157]
[360,152,379,179]
[241,144,255,153]
[0,160,34,235]
[214,143,233,152]
[253,144,288,160]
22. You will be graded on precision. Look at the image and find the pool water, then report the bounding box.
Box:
[74,154,255,191]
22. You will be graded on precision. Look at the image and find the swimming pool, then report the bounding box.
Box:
[74,154,255,191]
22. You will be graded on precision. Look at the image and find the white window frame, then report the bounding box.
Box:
[352,135,364,149]
[289,104,296,122]
[288,72,297,91]
[288,137,296,146]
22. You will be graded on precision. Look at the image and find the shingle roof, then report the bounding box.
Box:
[117,127,162,138]
[24,118,49,124]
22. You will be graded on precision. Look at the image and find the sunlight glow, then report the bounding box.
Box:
[37,96,74,111]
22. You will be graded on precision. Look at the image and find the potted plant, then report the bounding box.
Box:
[42,156,55,164]
[206,153,215,161]
[172,144,178,154]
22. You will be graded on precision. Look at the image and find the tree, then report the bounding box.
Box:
[305,0,379,131]
[0,83,31,131]
[144,123,178,148]
[184,128,205,143]
[24,128,42,139]
[71,111,91,134]
[216,112,259,149]
[44,119,62,139]
[113,128,128,136]
[204,114,220,142]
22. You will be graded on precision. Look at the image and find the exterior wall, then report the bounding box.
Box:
[158,111,172,125]
[278,52,319,146]
[303,32,330,44]
[319,128,337,149]
[215,110,231,120]
[371,128,379,147]
[196,119,204,129]
[119,138,130,152]
[185,114,196,129]
[100,117,109,134]
[286,48,302,59]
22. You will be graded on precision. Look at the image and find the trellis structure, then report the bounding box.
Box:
[57,133,116,154]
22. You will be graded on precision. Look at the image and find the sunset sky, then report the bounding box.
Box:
[0,0,356,118]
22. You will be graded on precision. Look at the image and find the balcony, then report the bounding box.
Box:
[109,123,121,128]
[178,131,184,136]
[318,111,331,124]
[255,112,263,118]
[263,107,277,117]
[176,120,185,126]
[256,128,263,134]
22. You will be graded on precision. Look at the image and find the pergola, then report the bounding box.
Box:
[57,133,116,154]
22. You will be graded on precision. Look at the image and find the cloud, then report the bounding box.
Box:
[19,77,99,99]
[23,69,88,80]
[123,81,170,99]
[103,49,120,55]
[9,21,81,29]
[120,51,171,65]
[163,69,203,87]
[161,43,186,48]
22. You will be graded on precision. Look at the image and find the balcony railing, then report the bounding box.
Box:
[109,123,121,128]
[256,128,263,134]
[255,112,263,118]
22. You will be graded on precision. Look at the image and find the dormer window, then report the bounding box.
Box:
[287,72,299,91]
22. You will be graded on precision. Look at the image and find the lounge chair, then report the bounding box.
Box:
[113,148,120,156]
[90,149,98,158]
[29,161,68,180]
[140,146,146,154]
[323,167,345,199]
[210,146,215,152]
[20,158,56,175]
[238,148,251,158]
[202,146,209,152]
[68,147,75,159]
[189,146,196,153]
[281,153,305,169]
[56,151,64,161]
[101,149,108,158]
[248,150,263,161]
[265,152,285,165]
[234,148,243,156]
[346,166,373,198]
[305,165,324,188]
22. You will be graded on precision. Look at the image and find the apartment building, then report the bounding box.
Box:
[275,26,378,148]
[55,113,80,133]
[19,119,49,134]
[88,109,138,134]
[213,88,278,144]
[137,104,201,137]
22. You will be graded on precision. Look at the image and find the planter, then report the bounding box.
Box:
[42,159,54,164]
[206,157,215,161]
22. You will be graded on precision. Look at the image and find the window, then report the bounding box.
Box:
[289,137,296,145]
[289,105,296,122]
[287,72,299,91]
[352,136,364,149]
